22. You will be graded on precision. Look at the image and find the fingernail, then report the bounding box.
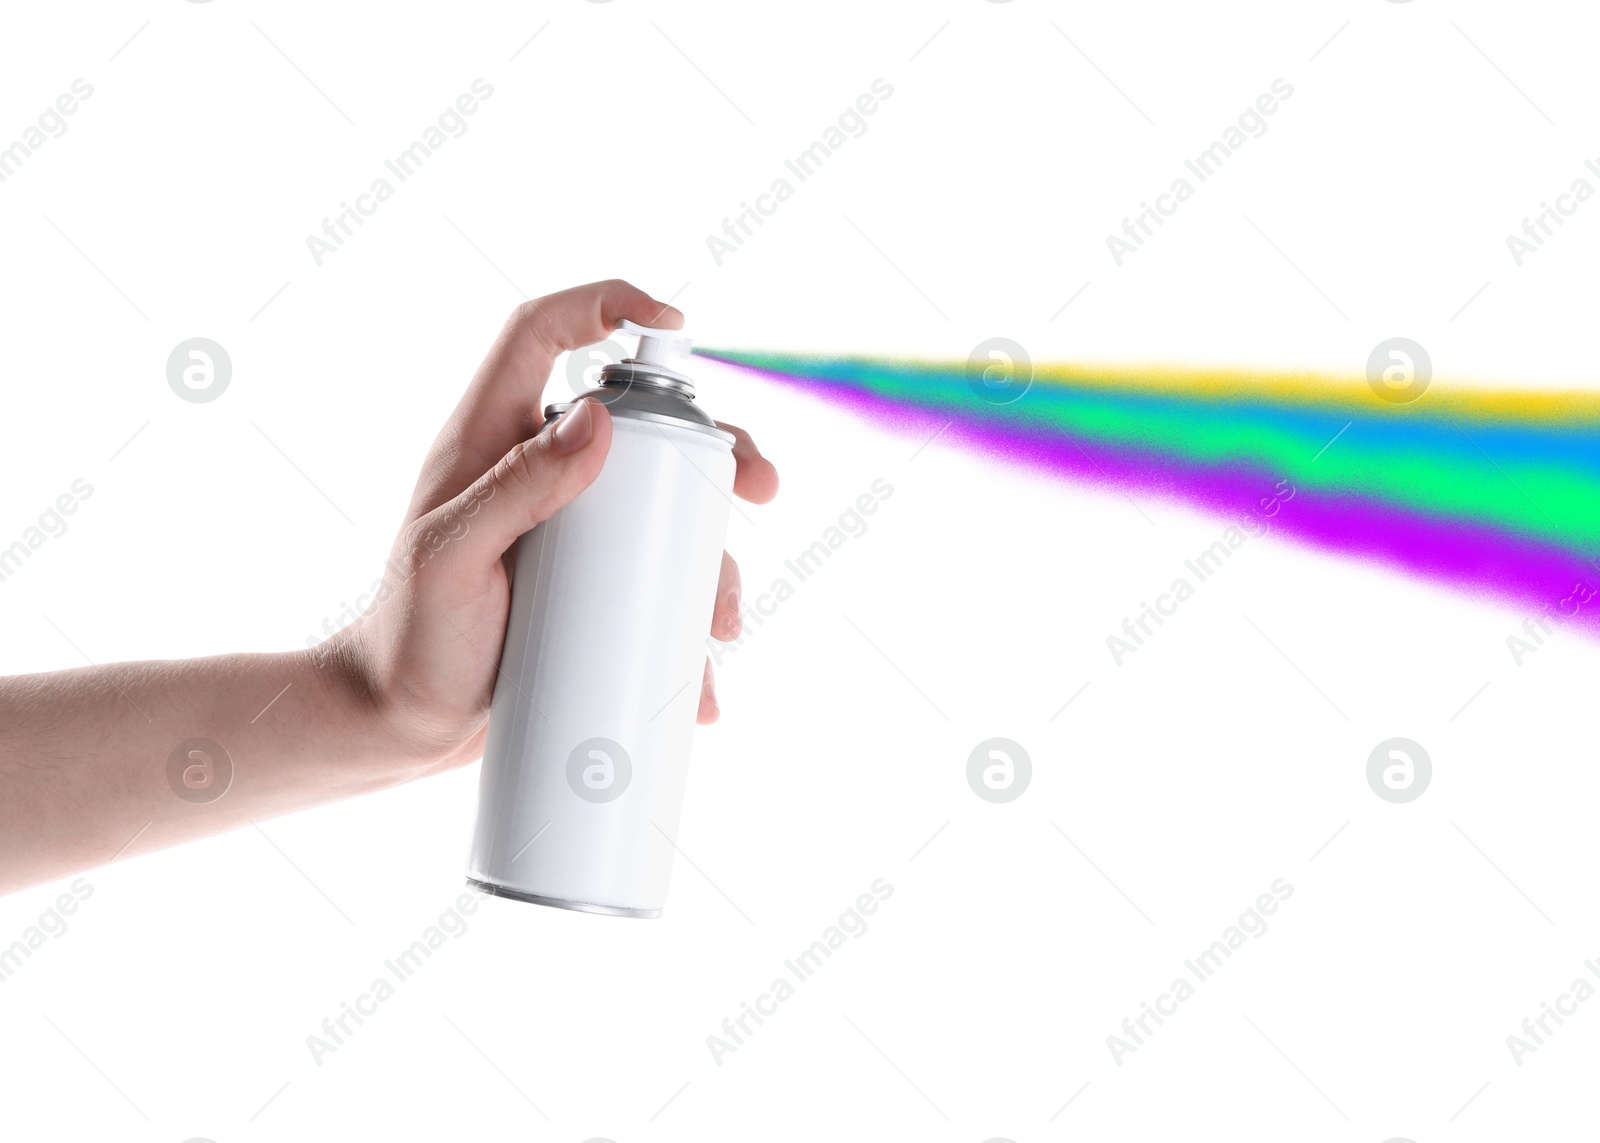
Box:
[723,590,740,635]
[552,399,594,455]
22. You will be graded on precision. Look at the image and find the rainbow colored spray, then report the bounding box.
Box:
[697,347,1600,637]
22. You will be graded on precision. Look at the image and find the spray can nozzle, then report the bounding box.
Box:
[617,319,693,369]
[607,319,697,397]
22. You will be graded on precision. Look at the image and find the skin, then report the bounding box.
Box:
[0,280,778,897]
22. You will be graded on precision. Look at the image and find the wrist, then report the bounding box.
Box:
[309,623,479,780]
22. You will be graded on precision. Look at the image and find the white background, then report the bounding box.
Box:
[1,1,1598,1140]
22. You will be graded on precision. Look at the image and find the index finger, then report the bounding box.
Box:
[410,280,683,519]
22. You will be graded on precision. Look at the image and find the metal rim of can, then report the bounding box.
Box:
[543,402,736,445]
[600,360,696,395]
[465,876,662,919]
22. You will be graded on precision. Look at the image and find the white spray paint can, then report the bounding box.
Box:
[466,321,736,918]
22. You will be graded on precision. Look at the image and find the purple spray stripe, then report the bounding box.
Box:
[712,357,1600,633]
[943,400,1600,633]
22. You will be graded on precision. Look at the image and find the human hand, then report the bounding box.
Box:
[335,280,779,776]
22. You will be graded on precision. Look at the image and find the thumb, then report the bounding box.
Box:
[438,398,613,566]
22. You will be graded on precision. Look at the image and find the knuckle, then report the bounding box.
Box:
[494,437,543,491]
[461,472,496,515]
[506,298,552,344]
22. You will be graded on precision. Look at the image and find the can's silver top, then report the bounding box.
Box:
[598,318,698,399]
[544,320,731,442]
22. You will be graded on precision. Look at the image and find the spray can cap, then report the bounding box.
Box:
[616,319,693,369]
[557,316,720,431]
[605,318,697,396]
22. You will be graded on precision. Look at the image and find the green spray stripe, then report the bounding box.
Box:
[724,353,1600,554]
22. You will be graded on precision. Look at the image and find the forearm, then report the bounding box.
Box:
[0,638,425,895]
